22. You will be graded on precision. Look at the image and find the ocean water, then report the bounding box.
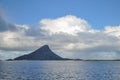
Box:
[0,61,120,80]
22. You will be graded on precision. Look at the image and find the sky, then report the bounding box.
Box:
[0,0,120,60]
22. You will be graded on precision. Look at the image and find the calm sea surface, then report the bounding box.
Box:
[0,61,120,80]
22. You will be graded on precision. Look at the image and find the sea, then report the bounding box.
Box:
[0,61,120,80]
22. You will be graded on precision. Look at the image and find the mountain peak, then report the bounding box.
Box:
[40,45,49,49]
[35,45,50,52]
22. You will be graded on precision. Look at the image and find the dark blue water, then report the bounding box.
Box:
[0,61,120,80]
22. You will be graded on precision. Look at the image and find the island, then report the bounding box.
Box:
[4,45,120,61]
[14,45,69,60]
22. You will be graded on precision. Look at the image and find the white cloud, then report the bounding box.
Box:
[40,15,90,35]
[0,30,44,51]
[0,15,120,60]
[105,25,120,38]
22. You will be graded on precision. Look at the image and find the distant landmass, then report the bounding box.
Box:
[14,45,65,60]
[7,45,120,61]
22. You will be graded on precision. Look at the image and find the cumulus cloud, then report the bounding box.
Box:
[0,31,42,51]
[40,15,91,35]
[105,25,120,38]
[0,14,120,60]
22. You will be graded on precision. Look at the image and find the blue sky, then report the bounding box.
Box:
[0,0,120,60]
[0,0,120,29]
